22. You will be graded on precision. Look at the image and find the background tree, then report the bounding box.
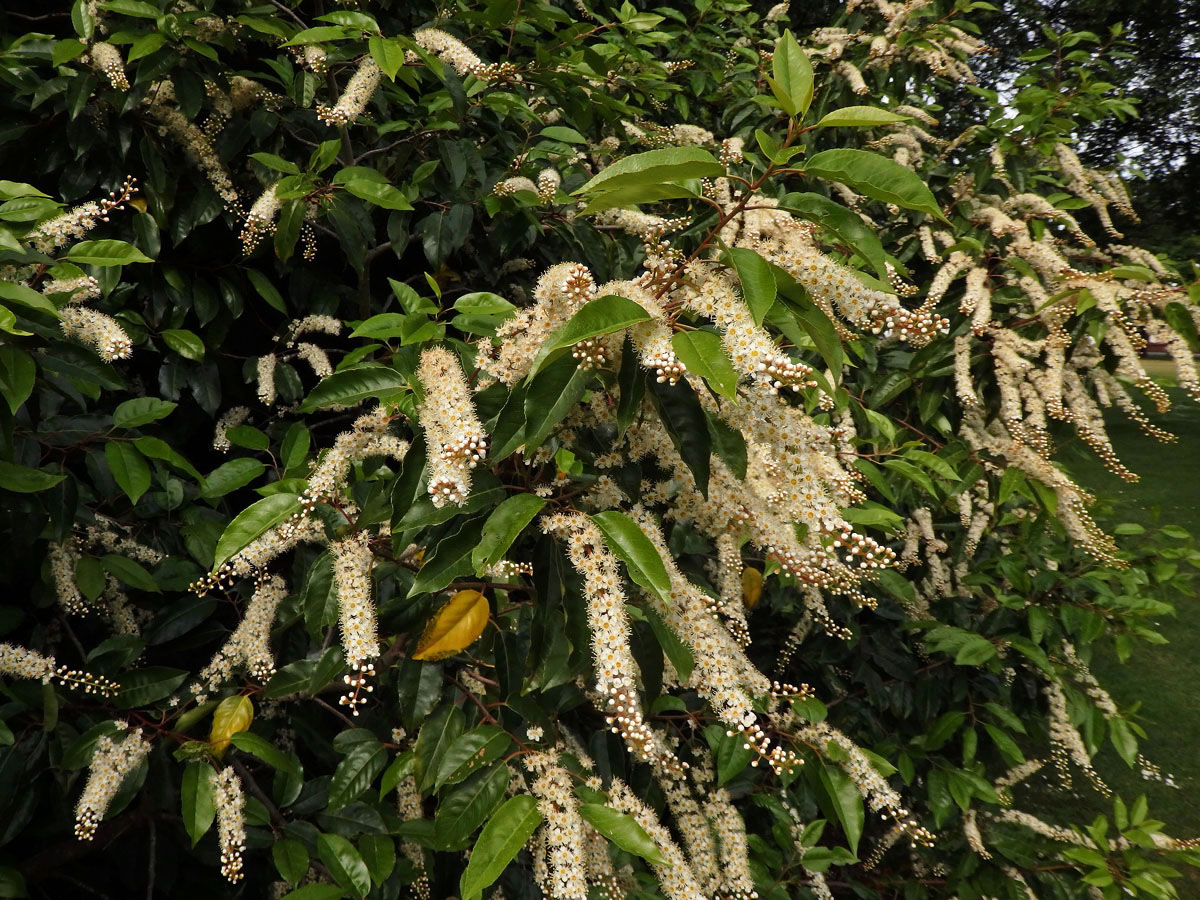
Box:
[0,2,1198,900]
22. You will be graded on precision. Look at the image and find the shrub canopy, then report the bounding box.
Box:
[0,2,1198,899]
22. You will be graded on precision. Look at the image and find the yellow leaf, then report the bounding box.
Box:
[742,567,763,609]
[412,589,490,661]
[209,695,254,758]
[129,196,147,213]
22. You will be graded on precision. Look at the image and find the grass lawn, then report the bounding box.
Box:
[1058,365,1200,837]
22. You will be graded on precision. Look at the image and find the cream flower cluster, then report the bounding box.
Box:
[60,306,132,361]
[541,512,678,771]
[798,721,935,845]
[196,575,287,692]
[331,531,379,675]
[240,181,282,253]
[213,406,250,451]
[214,766,247,882]
[287,314,343,345]
[0,642,118,695]
[412,29,514,81]
[27,177,137,253]
[42,274,99,304]
[144,86,240,210]
[525,750,588,900]
[395,775,430,900]
[478,262,598,384]
[89,41,129,90]
[317,57,381,126]
[417,346,487,507]
[75,726,152,839]
[1044,680,1110,796]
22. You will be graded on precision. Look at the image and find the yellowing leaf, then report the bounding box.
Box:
[412,590,490,661]
[209,695,254,758]
[742,567,763,609]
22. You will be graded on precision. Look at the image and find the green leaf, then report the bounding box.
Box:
[250,153,301,175]
[226,425,269,451]
[344,180,414,210]
[770,29,815,117]
[1109,717,1138,767]
[0,460,65,493]
[273,838,310,885]
[161,329,205,360]
[317,833,371,899]
[53,37,88,66]
[471,494,547,575]
[126,31,165,62]
[815,106,911,128]
[647,377,711,495]
[579,182,699,215]
[200,458,265,499]
[574,147,724,196]
[102,554,158,592]
[818,763,865,856]
[644,604,694,681]
[454,292,516,317]
[99,0,159,17]
[349,314,407,340]
[113,397,177,429]
[0,281,61,318]
[0,347,36,414]
[804,149,945,221]
[590,511,673,602]
[779,192,890,281]
[407,518,484,597]
[358,834,396,885]
[329,740,389,810]
[1163,302,1200,354]
[115,666,187,708]
[579,804,669,866]
[247,269,287,313]
[181,763,216,848]
[369,35,407,80]
[105,442,151,504]
[459,795,543,900]
[434,763,510,849]
[523,355,592,451]
[414,705,465,792]
[229,731,301,775]
[670,330,738,400]
[134,436,203,481]
[63,239,153,265]
[434,727,512,788]
[727,247,777,326]
[787,297,844,380]
[527,294,652,380]
[298,365,407,412]
[212,493,302,569]
[954,636,997,666]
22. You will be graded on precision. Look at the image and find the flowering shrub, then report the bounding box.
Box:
[0,1,1198,899]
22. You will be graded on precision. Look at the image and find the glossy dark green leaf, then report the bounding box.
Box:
[298,365,408,412]
[317,832,371,899]
[273,838,310,884]
[471,494,546,575]
[329,740,388,811]
[459,795,543,900]
[670,330,738,400]
[590,511,672,602]
[0,460,65,493]
[181,763,216,847]
[115,666,187,708]
[434,727,511,789]
[574,147,724,195]
[804,149,946,221]
[527,294,652,380]
[112,397,176,429]
[212,493,302,568]
[579,803,669,866]
[434,763,510,849]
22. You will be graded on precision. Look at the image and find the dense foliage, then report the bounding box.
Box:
[1,2,1199,899]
